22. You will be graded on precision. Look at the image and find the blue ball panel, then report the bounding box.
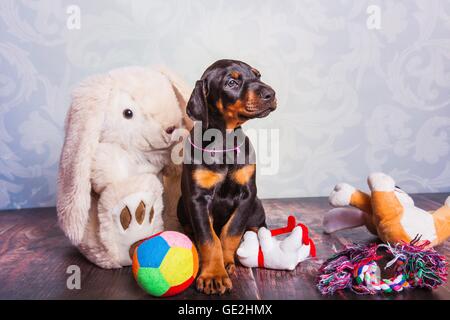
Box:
[137,236,170,268]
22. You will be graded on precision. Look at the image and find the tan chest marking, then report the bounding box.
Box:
[231,164,255,185]
[193,169,225,189]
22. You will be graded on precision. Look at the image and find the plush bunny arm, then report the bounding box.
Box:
[91,142,162,194]
[91,143,128,194]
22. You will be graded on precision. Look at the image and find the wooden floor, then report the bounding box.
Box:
[0,193,448,300]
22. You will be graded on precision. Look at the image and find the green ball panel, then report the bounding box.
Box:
[137,267,170,297]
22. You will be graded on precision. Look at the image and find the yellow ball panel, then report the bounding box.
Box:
[160,247,193,286]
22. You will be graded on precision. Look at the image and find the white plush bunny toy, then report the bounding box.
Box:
[237,216,316,270]
[57,66,191,268]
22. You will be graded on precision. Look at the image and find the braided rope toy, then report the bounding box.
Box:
[317,237,447,295]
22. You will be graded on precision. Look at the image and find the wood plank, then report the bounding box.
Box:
[0,207,259,300]
[0,193,448,300]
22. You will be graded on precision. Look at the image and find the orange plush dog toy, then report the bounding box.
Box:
[324,172,450,247]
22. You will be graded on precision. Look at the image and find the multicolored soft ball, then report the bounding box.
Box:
[132,231,198,297]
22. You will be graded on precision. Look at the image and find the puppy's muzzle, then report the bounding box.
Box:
[244,84,277,119]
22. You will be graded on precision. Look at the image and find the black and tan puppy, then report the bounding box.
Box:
[177,59,276,294]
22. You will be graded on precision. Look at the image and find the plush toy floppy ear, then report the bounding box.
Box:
[156,66,193,131]
[186,80,209,128]
[56,75,112,245]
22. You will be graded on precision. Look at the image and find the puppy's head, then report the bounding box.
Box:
[187,59,277,129]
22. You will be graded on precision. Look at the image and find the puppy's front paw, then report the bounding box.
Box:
[196,270,232,295]
[368,172,395,192]
[329,183,355,207]
[225,262,236,275]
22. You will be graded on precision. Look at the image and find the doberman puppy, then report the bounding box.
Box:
[177,59,277,295]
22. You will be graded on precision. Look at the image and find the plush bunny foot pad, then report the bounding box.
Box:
[111,192,162,265]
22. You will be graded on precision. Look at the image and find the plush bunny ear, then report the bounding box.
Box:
[57,75,112,245]
[156,66,193,131]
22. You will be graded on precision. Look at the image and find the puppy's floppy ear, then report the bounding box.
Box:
[186,80,209,128]
[251,68,261,78]
[57,74,112,245]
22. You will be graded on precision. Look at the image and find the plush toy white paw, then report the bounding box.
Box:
[329,183,356,207]
[236,231,260,267]
[237,216,316,271]
[368,172,395,192]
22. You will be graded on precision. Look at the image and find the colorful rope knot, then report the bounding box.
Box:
[317,238,448,295]
[353,260,410,293]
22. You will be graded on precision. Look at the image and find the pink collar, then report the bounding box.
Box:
[188,136,244,155]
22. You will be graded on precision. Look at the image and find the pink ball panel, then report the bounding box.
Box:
[160,231,192,249]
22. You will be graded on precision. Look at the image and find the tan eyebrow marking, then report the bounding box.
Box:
[230,71,241,79]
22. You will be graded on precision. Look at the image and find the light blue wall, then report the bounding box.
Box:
[1,0,449,210]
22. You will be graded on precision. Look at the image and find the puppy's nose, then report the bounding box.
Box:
[165,126,176,135]
[260,87,275,102]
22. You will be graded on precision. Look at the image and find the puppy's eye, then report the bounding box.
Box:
[123,109,133,119]
[227,79,239,88]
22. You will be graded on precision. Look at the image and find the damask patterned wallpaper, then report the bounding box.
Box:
[1,0,449,210]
